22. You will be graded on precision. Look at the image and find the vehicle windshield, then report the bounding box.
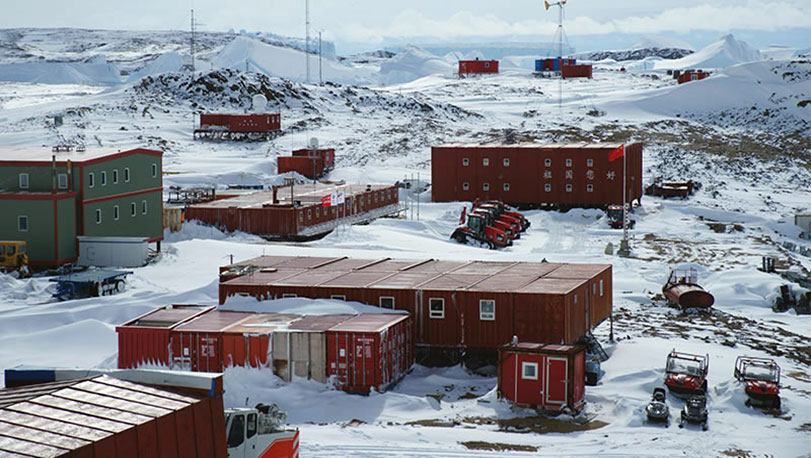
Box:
[607,207,623,219]
[745,365,778,382]
[667,358,703,376]
[468,216,483,232]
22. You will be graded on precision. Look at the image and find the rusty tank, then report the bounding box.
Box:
[663,268,715,309]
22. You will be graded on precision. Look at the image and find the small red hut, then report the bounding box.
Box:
[678,70,710,84]
[498,341,586,412]
[459,59,499,75]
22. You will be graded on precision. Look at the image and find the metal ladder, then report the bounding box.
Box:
[580,331,609,362]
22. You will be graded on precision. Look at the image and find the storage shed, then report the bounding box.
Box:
[77,236,149,267]
[218,256,612,364]
[431,143,643,208]
[677,70,710,84]
[0,369,226,458]
[498,342,586,412]
[185,182,399,240]
[458,59,499,75]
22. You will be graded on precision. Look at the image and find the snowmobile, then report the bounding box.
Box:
[679,394,708,430]
[734,356,781,409]
[645,387,670,425]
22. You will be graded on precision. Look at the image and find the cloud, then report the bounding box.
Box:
[333,1,811,44]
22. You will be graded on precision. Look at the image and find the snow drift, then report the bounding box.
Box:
[655,34,762,70]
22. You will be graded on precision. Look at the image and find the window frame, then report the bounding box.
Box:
[462,157,469,166]
[19,173,29,189]
[544,158,552,167]
[479,299,495,321]
[124,167,130,182]
[482,157,490,166]
[95,208,102,224]
[100,171,107,186]
[429,298,445,319]
[566,183,573,193]
[462,182,469,191]
[331,295,346,301]
[57,173,68,189]
[482,182,490,191]
[566,158,573,167]
[379,296,395,309]
[503,183,510,191]
[151,163,158,178]
[141,200,147,215]
[131,202,137,217]
[17,215,28,232]
[586,158,594,167]
[587,184,594,193]
[544,183,551,192]
[522,362,539,380]
[113,205,120,220]
[112,169,119,184]
[503,158,510,167]
[281,293,297,298]
[88,172,95,188]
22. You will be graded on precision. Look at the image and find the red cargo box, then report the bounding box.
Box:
[171,310,256,372]
[116,305,214,369]
[498,342,585,412]
[678,71,710,84]
[459,59,499,74]
[326,313,414,393]
[278,155,326,179]
[562,64,592,79]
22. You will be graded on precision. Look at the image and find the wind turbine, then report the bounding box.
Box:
[544,0,568,60]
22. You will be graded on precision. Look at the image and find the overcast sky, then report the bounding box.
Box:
[3,0,809,51]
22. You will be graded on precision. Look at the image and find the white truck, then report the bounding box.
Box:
[225,403,299,458]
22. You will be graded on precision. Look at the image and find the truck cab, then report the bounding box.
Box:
[225,405,298,458]
[0,241,29,276]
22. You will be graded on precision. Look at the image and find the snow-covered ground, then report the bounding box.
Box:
[1,29,810,457]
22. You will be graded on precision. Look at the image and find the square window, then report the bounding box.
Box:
[113,169,118,184]
[587,158,593,167]
[131,202,137,216]
[331,295,346,301]
[114,205,119,220]
[482,158,490,166]
[462,182,469,191]
[88,172,95,188]
[566,184,573,192]
[522,362,538,380]
[57,174,68,189]
[503,158,510,166]
[429,298,445,319]
[141,200,147,215]
[151,163,158,178]
[544,158,551,167]
[101,171,107,186]
[503,183,510,191]
[479,299,495,321]
[587,184,594,192]
[483,183,490,191]
[124,168,130,182]
[462,158,469,166]
[566,158,573,167]
[95,209,102,224]
[545,183,551,192]
[19,173,29,189]
[379,296,395,309]
[17,216,28,232]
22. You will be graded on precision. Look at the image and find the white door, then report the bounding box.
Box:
[545,357,568,406]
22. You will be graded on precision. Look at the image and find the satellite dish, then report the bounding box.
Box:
[308,137,319,149]
[251,94,268,113]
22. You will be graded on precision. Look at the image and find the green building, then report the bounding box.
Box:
[0,147,163,266]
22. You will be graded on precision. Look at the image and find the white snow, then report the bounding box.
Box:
[0,28,810,457]
[654,34,762,70]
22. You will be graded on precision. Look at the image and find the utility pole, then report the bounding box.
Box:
[318,31,323,85]
[305,0,310,83]
[190,9,196,74]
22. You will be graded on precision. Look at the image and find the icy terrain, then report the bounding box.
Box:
[0,28,810,457]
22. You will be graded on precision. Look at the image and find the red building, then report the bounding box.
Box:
[218,256,612,365]
[278,148,336,179]
[116,306,414,394]
[431,143,643,208]
[562,64,593,79]
[459,59,499,75]
[498,342,586,412]
[194,113,281,140]
[678,70,711,84]
[185,182,399,240]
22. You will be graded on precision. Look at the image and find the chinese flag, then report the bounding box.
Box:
[608,144,624,162]
[321,194,331,207]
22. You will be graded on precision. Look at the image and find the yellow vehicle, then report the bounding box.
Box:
[0,241,30,276]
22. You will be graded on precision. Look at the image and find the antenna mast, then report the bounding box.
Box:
[305,0,310,83]
[190,8,196,74]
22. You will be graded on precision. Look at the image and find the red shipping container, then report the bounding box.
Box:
[116,305,214,369]
[562,64,593,79]
[326,314,414,393]
[292,148,335,171]
[498,342,585,412]
[278,155,326,179]
[171,310,256,372]
[459,59,499,74]
[199,113,280,133]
